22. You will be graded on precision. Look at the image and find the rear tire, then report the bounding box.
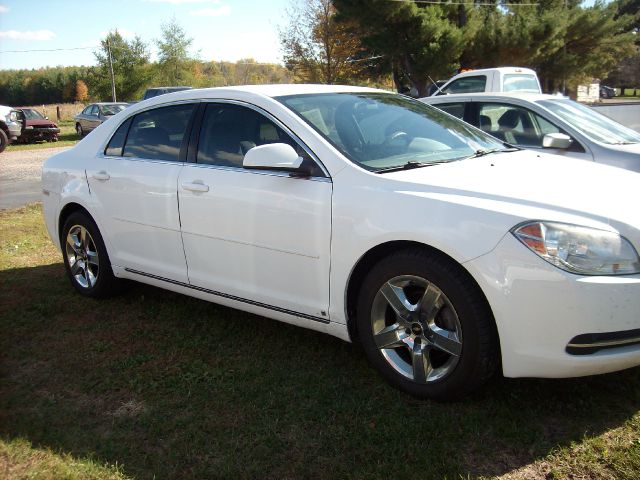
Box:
[356,248,499,401]
[60,211,122,298]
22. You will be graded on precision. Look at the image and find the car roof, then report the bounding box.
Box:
[421,92,566,103]
[195,84,384,97]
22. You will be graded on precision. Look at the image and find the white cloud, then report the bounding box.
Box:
[0,30,55,41]
[190,5,230,17]
[0,5,9,13]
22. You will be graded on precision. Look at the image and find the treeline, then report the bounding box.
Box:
[282,0,640,96]
[0,60,292,107]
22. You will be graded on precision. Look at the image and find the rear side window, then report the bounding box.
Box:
[435,103,465,119]
[104,117,132,156]
[123,104,194,162]
[441,75,486,95]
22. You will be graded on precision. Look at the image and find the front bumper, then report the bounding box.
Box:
[21,126,60,142]
[465,233,640,378]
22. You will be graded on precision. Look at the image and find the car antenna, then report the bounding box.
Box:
[428,75,445,95]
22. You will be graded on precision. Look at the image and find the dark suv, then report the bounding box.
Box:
[142,86,193,101]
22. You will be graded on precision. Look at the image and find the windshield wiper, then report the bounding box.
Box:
[375,160,443,174]
[465,147,519,159]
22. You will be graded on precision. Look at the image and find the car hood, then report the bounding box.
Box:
[384,149,640,235]
[26,119,57,128]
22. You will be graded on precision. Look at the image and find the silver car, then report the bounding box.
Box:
[420,93,640,172]
[75,102,128,137]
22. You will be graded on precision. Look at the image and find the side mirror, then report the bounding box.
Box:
[543,133,572,149]
[243,143,303,172]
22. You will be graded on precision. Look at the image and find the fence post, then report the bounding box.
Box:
[56,106,61,121]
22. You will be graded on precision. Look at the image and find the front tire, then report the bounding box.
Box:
[0,129,8,153]
[61,211,121,298]
[76,123,84,138]
[356,248,499,401]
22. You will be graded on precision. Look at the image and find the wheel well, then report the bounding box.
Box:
[0,121,8,134]
[58,203,91,242]
[345,241,497,345]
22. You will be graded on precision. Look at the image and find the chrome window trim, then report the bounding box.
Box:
[198,98,331,179]
[183,161,332,183]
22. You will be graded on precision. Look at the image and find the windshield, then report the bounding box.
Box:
[101,104,127,116]
[22,109,45,120]
[277,92,507,172]
[503,74,540,93]
[538,99,640,145]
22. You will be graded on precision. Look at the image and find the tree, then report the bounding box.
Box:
[279,0,367,84]
[75,80,89,102]
[155,19,195,85]
[92,30,151,101]
[333,0,468,96]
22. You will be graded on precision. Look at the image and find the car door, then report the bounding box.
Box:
[81,105,98,132]
[177,102,332,321]
[472,102,591,160]
[86,102,196,283]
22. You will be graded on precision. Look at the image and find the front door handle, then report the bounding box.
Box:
[181,181,210,193]
[93,171,110,181]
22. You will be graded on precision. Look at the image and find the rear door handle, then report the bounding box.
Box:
[181,181,209,193]
[93,171,110,181]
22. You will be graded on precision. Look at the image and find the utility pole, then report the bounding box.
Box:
[106,37,117,102]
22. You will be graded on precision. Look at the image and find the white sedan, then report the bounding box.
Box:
[42,85,640,400]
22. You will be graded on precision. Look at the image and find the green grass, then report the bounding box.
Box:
[2,204,640,479]
[7,121,78,152]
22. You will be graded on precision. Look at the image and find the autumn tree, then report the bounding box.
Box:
[75,80,89,102]
[280,0,366,84]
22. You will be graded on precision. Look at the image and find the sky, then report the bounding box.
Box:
[0,0,290,70]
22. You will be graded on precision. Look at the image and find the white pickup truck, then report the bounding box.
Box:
[431,67,541,96]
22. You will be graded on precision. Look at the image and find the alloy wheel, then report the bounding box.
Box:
[370,275,462,383]
[65,225,99,289]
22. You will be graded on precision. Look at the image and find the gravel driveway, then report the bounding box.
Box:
[0,146,72,210]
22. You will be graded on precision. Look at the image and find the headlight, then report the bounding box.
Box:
[512,221,640,275]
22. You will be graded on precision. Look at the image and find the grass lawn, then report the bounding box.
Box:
[7,121,79,152]
[2,204,640,479]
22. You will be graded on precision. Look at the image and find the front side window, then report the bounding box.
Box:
[82,105,93,115]
[477,102,583,152]
[122,104,194,162]
[278,92,506,172]
[89,105,99,116]
[441,75,487,95]
[197,103,325,177]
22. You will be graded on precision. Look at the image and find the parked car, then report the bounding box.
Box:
[142,86,193,100]
[600,85,616,99]
[431,67,541,96]
[75,103,129,137]
[18,108,60,143]
[43,85,640,400]
[421,92,640,172]
[0,105,24,153]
